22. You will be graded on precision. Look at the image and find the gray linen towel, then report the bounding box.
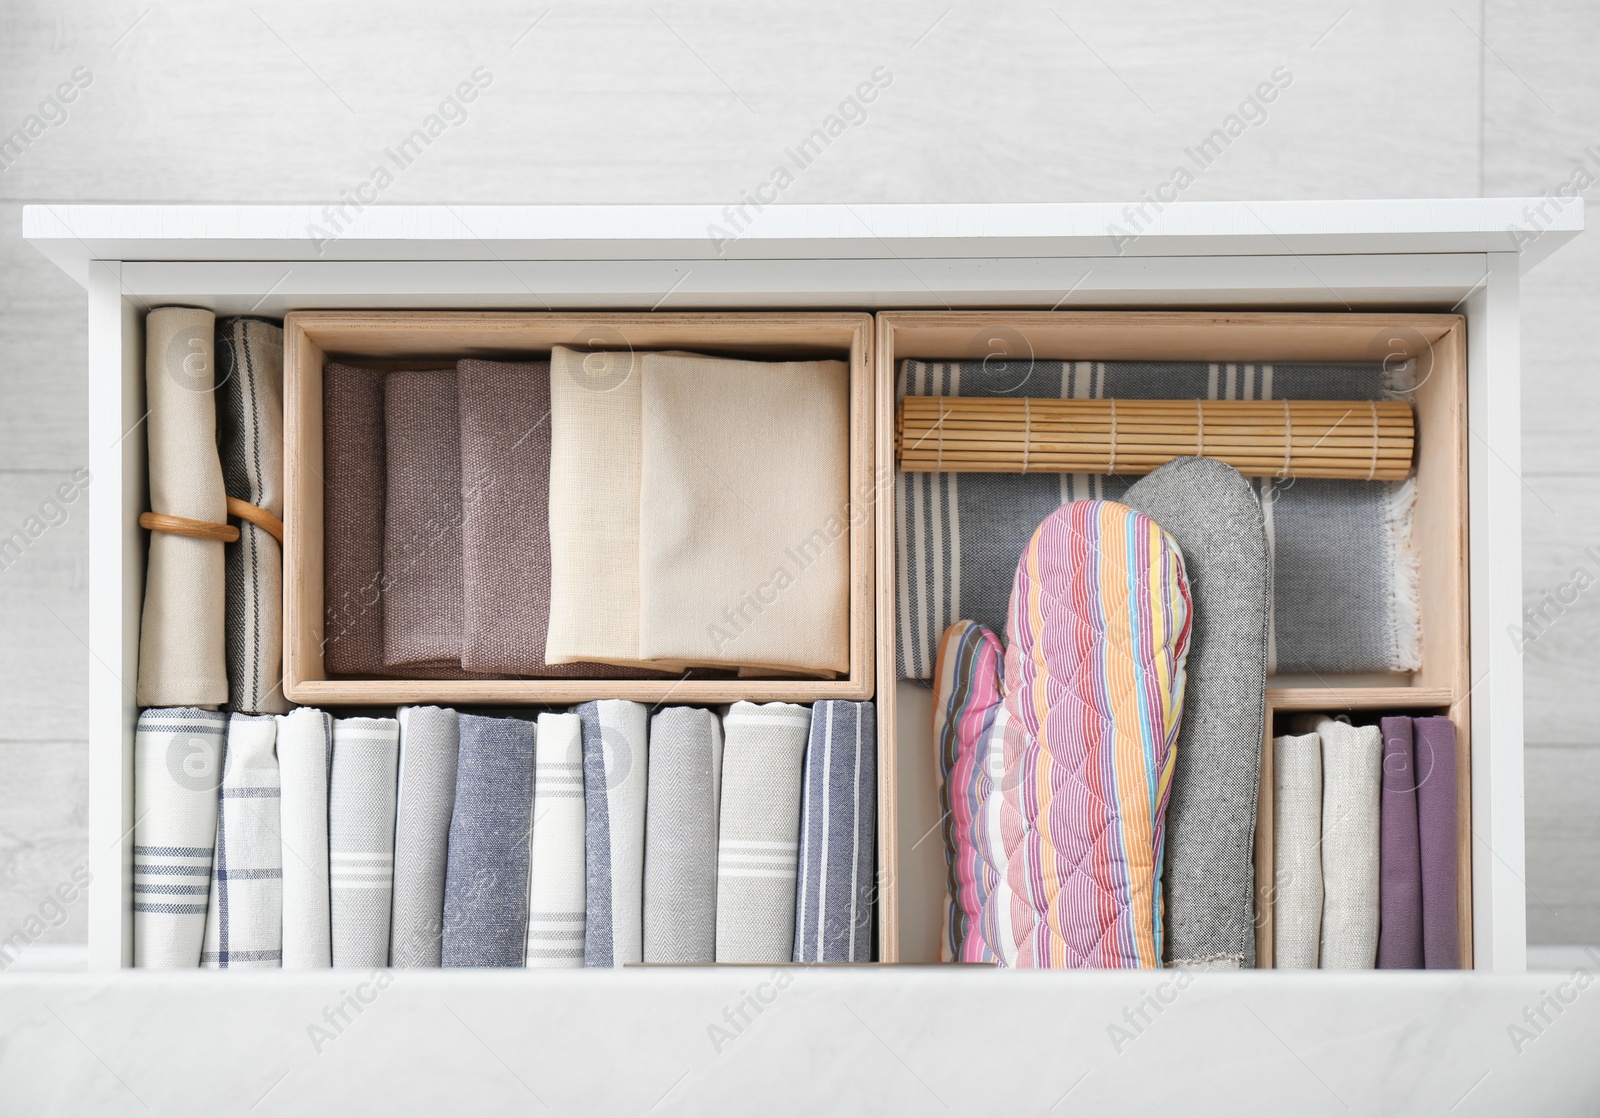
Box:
[1125,457,1268,968]
[329,717,399,967]
[442,715,537,967]
[527,712,587,968]
[643,707,723,963]
[390,706,460,967]
[1317,718,1382,969]
[201,714,282,967]
[137,308,229,707]
[383,369,465,669]
[216,317,289,714]
[277,707,332,967]
[716,702,811,963]
[322,363,388,676]
[1272,731,1323,969]
[793,701,876,963]
[134,708,227,967]
[579,700,649,967]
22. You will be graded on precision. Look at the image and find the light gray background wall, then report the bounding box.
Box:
[0,0,1594,958]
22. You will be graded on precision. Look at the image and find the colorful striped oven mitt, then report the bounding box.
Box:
[934,500,1192,968]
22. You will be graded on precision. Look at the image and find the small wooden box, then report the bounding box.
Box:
[282,310,879,706]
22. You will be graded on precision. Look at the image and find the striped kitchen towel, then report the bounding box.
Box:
[390,706,460,967]
[579,700,649,966]
[277,707,332,967]
[1414,716,1461,968]
[1000,501,1191,968]
[1272,732,1324,969]
[932,621,1014,965]
[716,702,811,963]
[896,358,1420,680]
[216,317,289,714]
[136,308,228,707]
[322,363,387,675]
[643,706,723,963]
[329,717,400,967]
[443,715,536,967]
[1317,718,1382,969]
[134,708,227,968]
[793,701,876,963]
[202,714,282,968]
[527,712,587,968]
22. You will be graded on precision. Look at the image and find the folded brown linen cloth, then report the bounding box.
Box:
[323,362,388,676]
[637,352,852,673]
[458,359,661,679]
[137,307,229,708]
[383,369,466,670]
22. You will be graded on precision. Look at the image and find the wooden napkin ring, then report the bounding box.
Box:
[139,498,284,545]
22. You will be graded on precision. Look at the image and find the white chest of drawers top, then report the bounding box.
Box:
[24,199,1581,974]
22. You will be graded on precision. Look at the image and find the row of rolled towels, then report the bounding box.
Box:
[132,699,875,968]
[1273,714,1460,969]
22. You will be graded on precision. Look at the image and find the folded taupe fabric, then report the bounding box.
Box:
[390,706,460,967]
[329,717,400,967]
[638,352,851,672]
[1125,458,1267,968]
[443,715,537,967]
[793,701,876,963]
[643,707,723,963]
[137,308,229,707]
[134,708,227,967]
[216,317,289,714]
[546,347,649,666]
[527,712,587,968]
[716,701,811,963]
[579,699,649,967]
[1317,718,1382,969]
[1271,732,1322,969]
[201,714,282,968]
[383,369,464,669]
[276,707,332,968]
[322,363,387,676]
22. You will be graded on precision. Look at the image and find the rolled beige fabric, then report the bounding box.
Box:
[136,307,228,707]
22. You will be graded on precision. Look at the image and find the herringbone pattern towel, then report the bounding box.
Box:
[391,706,460,967]
[527,712,587,968]
[329,717,399,967]
[277,707,332,967]
[579,699,649,967]
[643,707,722,963]
[443,715,536,967]
[793,701,876,963]
[202,714,283,968]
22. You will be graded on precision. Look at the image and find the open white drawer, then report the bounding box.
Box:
[22,199,1580,973]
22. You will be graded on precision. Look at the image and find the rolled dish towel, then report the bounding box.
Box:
[383,369,465,670]
[133,708,227,967]
[1316,718,1382,969]
[579,699,649,966]
[1272,731,1323,968]
[201,714,282,968]
[329,716,400,967]
[276,707,333,968]
[716,701,811,963]
[1377,716,1424,968]
[390,706,460,967]
[216,316,289,714]
[933,621,1015,965]
[793,700,876,963]
[137,307,228,707]
[1414,716,1461,968]
[643,706,723,963]
[527,712,587,968]
[999,501,1191,969]
[637,352,851,672]
[442,715,536,967]
[1125,457,1268,969]
[322,363,387,676]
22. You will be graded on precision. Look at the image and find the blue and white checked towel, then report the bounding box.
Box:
[201,714,283,968]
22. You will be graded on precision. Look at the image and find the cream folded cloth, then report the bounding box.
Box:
[1317,718,1382,969]
[137,307,229,707]
[638,352,851,673]
[1272,731,1323,969]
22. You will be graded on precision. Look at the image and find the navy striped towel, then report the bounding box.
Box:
[202,714,283,967]
[442,715,536,967]
[794,701,876,963]
[579,700,649,967]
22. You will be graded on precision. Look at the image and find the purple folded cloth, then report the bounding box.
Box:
[1377,716,1423,968]
[323,363,388,675]
[1414,715,1460,969]
[383,369,466,669]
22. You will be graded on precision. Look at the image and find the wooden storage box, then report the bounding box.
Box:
[282,310,878,706]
